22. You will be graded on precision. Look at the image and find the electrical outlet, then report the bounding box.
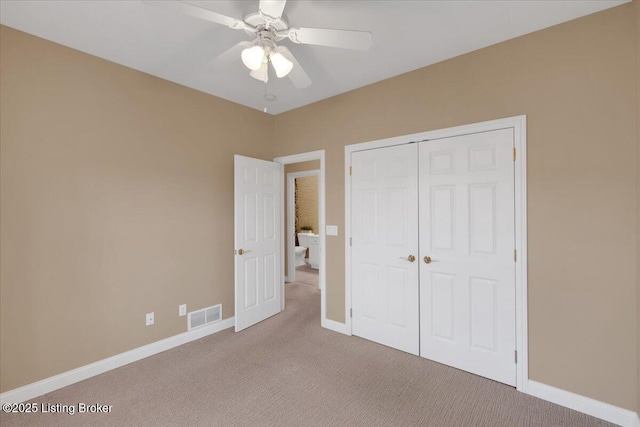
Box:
[179,304,187,317]
[146,312,154,326]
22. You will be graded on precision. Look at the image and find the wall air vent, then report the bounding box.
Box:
[188,304,222,331]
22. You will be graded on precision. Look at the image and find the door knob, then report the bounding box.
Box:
[237,249,251,255]
[424,256,436,264]
[408,255,416,262]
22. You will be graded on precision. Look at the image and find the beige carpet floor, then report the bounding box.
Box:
[294,265,319,286]
[1,281,614,427]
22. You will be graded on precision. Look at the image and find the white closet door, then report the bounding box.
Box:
[234,155,281,332]
[351,144,419,355]
[419,129,516,385]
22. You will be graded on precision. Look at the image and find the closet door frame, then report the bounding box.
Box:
[344,115,528,392]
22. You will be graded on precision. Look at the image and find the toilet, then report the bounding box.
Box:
[294,246,307,267]
[297,232,319,269]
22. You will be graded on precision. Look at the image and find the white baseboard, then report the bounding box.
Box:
[321,318,351,335]
[0,317,234,405]
[525,380,639,427]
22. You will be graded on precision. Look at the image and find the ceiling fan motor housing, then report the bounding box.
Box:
[257,30,276,53]
[244,12,289,38]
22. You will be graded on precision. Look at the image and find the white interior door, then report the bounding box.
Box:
[419,129,516,385]
[234,155,281,332]
[351,144,419,355]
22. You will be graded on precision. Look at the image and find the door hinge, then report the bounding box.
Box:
[349,166,352,176]
[513,148,516,161]
[514,249,517,262]
[515,350,518,364]
[350,308,353,318]
[350,237,352,246]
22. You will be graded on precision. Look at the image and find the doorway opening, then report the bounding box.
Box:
[286,169,320,285]
[274,150,327,326]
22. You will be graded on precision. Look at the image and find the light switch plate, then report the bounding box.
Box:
[326,225,338,236]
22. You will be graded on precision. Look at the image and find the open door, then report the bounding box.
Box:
[234,155,282,332]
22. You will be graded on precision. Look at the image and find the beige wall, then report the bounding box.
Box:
[274,4,638,411]
[634,0,640,413]
[295,176,319,234]
[0,26,273,392]
[283,161,320,275]
[284,161,321,174]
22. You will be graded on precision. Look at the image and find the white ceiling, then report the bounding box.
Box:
[0,0,628,114]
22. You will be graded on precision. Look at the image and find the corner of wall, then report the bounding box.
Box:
[635,0,640,416]
[269,110,278,156]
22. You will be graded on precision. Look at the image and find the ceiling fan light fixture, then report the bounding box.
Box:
[146,0,374,90]
[250,62,269,82]
[269,52,293,78]
[241,45,265,71]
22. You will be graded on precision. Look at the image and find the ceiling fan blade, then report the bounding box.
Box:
[259,0,287,21]
[142,1,251,31]
[285,27,373,51]
[277,46,311,89]
[210,41,252,68]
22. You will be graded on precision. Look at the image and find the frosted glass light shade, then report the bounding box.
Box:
[270,52,293,78]
[249,62,269,82]
[241,46,265,71]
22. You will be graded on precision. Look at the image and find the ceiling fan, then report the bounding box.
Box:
[143,0,373,88]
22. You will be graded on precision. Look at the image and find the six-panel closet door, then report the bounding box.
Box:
[350,129,516,385]
[418,129,516,386]
[351,143,420,355]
